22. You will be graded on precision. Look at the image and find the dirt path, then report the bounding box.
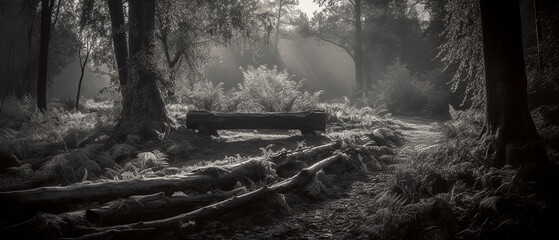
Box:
[395,117,445,160]
[191,117,444,240]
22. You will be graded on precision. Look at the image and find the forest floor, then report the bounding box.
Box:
[185,117,443,240]
[2,100,558,239]
[0,102,415,239]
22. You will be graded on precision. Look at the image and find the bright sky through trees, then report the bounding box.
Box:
[298,0,322,17]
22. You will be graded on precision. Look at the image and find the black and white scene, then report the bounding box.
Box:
[1,0,559,239]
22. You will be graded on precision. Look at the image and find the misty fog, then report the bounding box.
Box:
[49,38,355,101]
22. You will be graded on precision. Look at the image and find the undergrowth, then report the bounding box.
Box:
[363,62,450,119]
[364,106,559,240]
[0,88,421,240]
[0,97,116,163]
[181,65,323,113]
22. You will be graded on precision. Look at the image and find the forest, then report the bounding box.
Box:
[0,0,558,239]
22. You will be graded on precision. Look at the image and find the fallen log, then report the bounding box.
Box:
[85,187,248,225]
[186,110,326,136]
[271,141,342,178]
[68,154,344,240]
[0,160,267,213]
[269,141,341,164]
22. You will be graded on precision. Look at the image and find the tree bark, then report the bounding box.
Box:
[23,3,38,99]
[362,56,375,87]
[275,0,283,62]
[85,188,247,225]
[37,0,54,111]
[76,44,90,112]
[354,0,365,92]
[533,0,544,71]
[401,18,406,63]
[128,0,142,64]
[72,154,344,239]
[479,0,550,176]
[0,88,8,115]
[75,61,86,112]
[107,0,128,87]
[115,0,169,141]
[186,110,326,136]
[0,160,267,213]
[269,141,341,164]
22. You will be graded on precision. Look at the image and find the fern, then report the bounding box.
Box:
[259,144,276,159]
[238,65,323,112]
[479,196,503,214]
[187,80,225,111]
[375,192,408,212]
[303,170,331,200]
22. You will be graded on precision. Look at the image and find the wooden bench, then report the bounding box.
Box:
[186,110,326,136]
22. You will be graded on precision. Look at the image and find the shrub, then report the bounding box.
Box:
[183,80,244,112]
[378,62,428,114]
[0,95,36,125]
[368,62,450,118]
[527,68,559,107]
[180,65,323,113]
[82,99,115,113]
[238,65,323,112]
[322,98,391,128]
[62,97,75,112]
[186,80,225,111]
[0,96,117,161]
[222,88,243,112]
[37,145,115,185]
[418,68,452,118]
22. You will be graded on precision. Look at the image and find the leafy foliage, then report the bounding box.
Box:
[323,98,391,129]
[181,65,323,112]
[155,0,274,99]
[378,62,427,114]
[268,0,300,43]
[0,96,116,163]
[118,151,170,179]
[525,1,559,107]
[360,105,553,240]
[38,144,114,185]
[361,62,448,117]
[238,65,323,112]
[438,0,485,108]
[310,1,356,55]
[186,81,226,111]
[62,96,76,112]
[0,0,81,98]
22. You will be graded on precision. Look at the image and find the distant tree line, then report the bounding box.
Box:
[0,0,558,178]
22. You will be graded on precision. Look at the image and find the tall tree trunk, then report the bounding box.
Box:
[115,0,169,141]
[0,87,8,116]
[354,0,365,92]
[108,0,128,87]
[275,0,283,63]
[37,0,53,111]
[75,49,89,112]
[401,18,406,63]
[362,57,372,87]
[23,4,38,99]
[533,0,544,71]
[128,0,142,66]
[479,0,550,178]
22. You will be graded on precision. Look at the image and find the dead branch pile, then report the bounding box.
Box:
[0,160,266,213]
[0,127,402,239]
